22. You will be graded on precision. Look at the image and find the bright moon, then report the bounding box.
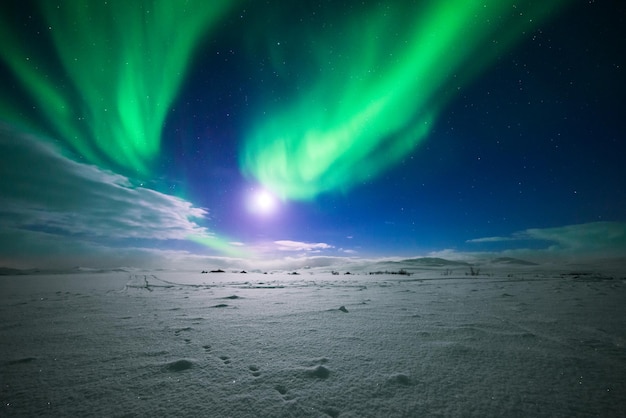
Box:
[249,189,278,215]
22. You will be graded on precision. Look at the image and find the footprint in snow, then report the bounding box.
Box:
[249,365,261,377]
[275,384,288,395]
[174,327,192,336]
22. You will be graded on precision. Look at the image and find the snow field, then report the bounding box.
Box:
[1,271,625,417]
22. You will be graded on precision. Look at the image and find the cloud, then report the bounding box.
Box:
[466,221,626,258]
[340,248,358,254]
[0,125,218,268]
[524,222,626,252]
[466,236,517,243]
[273,240,334,252]
[0,127,209,241]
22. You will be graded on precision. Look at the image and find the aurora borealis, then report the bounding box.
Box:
[241,0,566,200]
[0,0,234,175]
[1,0,625,270]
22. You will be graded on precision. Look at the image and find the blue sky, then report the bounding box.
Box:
[0,0,625,270]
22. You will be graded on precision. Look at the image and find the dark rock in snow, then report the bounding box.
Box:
[323,406,341,417]
[339,305,348,313]
[306,365,331,379]
[388,373,412,386]
[164,359,194,372]
[5,357,37,365]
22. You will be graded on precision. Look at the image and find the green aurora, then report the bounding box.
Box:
[240,0,567,201]
[0,0,234,176]
[0,0,240,254]
[0,1,569,256]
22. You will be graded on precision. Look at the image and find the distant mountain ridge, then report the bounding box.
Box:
[374,257,471,269]
[399,257,471,267]
[0,266,135,275]
[0,267,34,275]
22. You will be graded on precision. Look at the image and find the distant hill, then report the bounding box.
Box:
[491,257,538,266]
[0,267,43,275]
[0,267,26,275]
[0,266,135,275]
[399,257,471,267]
[369,257,470,270]
[72,266,133,273]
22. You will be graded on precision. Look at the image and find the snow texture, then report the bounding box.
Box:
[1,267,625,417]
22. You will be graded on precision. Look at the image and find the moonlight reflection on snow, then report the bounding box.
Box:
[1,266,625,417]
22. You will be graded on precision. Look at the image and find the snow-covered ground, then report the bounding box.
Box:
[1,267,625,417]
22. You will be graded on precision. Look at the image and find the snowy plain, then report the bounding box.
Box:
[1,263,625,417]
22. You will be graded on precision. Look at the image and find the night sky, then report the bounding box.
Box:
[1,0,625,270]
